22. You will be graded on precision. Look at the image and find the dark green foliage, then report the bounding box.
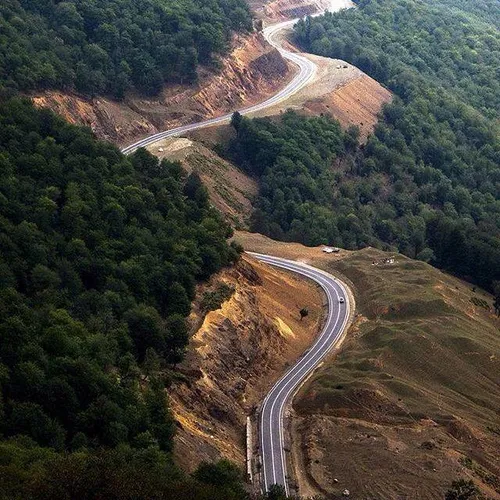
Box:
[294,0,500,290]
[295,0,499,117]
[231,109,499,290]
[299,308,309,320]
[194,459,247,498]
[230,111,346,246]
[0,439,250,500]
[265,484,288,500]
[445,479,479,500]
[0,0,252,97]
[228,0,499,290]
[200,282,235,313]
[0,98,238,454]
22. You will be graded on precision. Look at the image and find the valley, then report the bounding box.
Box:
[116,0,500,497]
[0,0,498,498]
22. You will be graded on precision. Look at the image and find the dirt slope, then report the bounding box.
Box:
[170,255,325,472]
[303,74,393,141]
[184,53,391,145]
[249,0,339,21]
[146,138,257,229]
[234,232,500,499]
[32,32,292,147]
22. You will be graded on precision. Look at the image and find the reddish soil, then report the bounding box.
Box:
[32,32,293,147]
[304,75,392,141]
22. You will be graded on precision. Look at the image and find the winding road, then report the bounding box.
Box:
[120,18,314,154]
[249,253,350,496]
[121,0,352,155]
[120,2,353,496]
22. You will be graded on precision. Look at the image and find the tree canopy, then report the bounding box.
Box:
[226,0,499,290]
[0,98,240,482]
[0,0,252,97]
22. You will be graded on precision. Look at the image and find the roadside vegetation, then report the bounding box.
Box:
[0,0,252,97]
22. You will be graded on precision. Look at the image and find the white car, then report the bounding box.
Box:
[339,297,345,304]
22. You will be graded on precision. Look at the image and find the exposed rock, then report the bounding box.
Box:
[169,255,324,472]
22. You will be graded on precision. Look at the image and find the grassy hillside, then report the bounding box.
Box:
[294,247,500,498]
[146,137,258,230]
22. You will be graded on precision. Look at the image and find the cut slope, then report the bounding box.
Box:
[249,0,348,21]
[32,32,292,147]
[303,74,392,140]
[170,255,325,471]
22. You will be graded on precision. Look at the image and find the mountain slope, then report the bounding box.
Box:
[0,98,245,498]
[234,232,500,498]
[295,248,500,498]
[0,0,252,96]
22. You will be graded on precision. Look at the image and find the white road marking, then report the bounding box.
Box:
[250,253,351,495]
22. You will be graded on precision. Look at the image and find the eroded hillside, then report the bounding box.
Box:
[169,255,325,472]
[32,0,391,149]
[234,232,500,499]
[32,32,292,147]
[249,0,345,21]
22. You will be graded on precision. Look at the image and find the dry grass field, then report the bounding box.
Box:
[295,248,500,499]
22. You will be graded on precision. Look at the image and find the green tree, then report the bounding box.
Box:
[445,479,479,500]
[299,308,309,321]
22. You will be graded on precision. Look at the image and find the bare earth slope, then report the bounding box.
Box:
[302,74,393,140]
[170,255,325,472]
[32,32,292,147]
[234,232,500,499]
[250,0,340,21]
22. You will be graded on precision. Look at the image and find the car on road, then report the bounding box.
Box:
[339,297,345,303]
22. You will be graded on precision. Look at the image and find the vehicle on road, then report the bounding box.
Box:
[250,252,350,496]
[339,297,345,303]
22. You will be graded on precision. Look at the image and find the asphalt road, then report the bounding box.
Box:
[248,253,350,496]
[120,16,317,155]
[118,2,353,494]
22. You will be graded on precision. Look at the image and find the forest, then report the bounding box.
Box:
[0,98,249,497]
[0,0,252,97]
[227,0,499,290]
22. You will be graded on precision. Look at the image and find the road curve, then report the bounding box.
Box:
[248,253,350,496]
[120,15,318,154]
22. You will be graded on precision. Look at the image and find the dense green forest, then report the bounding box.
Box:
[0,0,252,97]
[227,0,500,290]
[0,98,248,497]
[297,0,499,117]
